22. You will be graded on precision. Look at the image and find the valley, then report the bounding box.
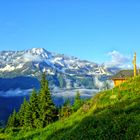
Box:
[0,48,115,125]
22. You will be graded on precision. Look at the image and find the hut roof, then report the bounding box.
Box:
[111,70,134,80]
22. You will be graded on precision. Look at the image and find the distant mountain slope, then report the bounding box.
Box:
[0,48,116,90]
[0,77,40,91]
[8,76,140,140]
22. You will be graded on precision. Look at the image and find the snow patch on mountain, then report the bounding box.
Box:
[0,48,116,90]
[0,65,15,72]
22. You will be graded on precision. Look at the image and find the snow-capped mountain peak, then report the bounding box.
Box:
[30,48,45,54]
[0,48,115,90]
[26,48,52,59]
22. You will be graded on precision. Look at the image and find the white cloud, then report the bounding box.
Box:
[23,53,42,62]
[105,50,132,69]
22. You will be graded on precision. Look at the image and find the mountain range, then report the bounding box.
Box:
[0,48,119,122]
[0,48,118,91]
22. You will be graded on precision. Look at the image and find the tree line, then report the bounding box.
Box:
[6,73,84,129]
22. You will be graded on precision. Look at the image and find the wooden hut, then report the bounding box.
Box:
[111,70,134,86]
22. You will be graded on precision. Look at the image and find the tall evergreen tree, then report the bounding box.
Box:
[38,72,57,127]
[29,89,40,128]
[23,102,32,128]
[18,98,28,127]
[7,109,19,128]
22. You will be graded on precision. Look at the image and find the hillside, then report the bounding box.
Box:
[1,76,140,140]
[0,77,40,91]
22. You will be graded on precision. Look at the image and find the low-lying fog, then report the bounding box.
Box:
[0,88,99,123]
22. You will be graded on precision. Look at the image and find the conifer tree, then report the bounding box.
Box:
[18,98,28,127]
[23,102,32,128]
[7,115,13,128]
[72,91,83,112]
[59,98,72,119]
[38,72,57,127]
[29,89,40,128]
[7,109,19,128]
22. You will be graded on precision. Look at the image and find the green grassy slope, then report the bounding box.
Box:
[2,76,140,140]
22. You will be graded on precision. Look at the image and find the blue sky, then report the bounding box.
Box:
[0,0,140,66]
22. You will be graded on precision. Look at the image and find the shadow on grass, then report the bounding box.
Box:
[10,98,140,140]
